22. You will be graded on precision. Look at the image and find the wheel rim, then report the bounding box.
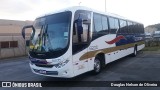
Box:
[134,49,137,55]
[94,59,100,72]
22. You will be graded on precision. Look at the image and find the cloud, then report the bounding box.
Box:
[0,0,69,20]
[0,0,160,26]
[0,0,33,13]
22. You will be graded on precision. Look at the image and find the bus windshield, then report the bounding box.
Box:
[29,11,72,59]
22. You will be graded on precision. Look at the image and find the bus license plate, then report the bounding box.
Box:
[39,70,46,74]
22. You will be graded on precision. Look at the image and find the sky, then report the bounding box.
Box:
[0,0,160,26]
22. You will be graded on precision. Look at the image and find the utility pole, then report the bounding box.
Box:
[79,2,81,6]
[105,0,106,12]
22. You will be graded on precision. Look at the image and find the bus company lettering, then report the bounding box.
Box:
[89,45,98,50]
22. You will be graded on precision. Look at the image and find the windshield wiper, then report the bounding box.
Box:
[43,25,48,46]
[32,25,44,52]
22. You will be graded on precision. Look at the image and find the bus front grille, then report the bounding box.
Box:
[35,64,54,68]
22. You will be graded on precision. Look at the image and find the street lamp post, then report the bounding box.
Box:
[105,0,106,12]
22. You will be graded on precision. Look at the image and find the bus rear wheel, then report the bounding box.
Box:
[131,46,137,57]
[92,57,101,74]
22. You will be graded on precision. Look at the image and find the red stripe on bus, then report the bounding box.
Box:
[105,35,126,44]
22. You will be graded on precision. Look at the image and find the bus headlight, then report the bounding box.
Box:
[54,60,69,68]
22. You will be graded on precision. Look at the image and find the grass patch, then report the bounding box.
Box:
[143,46,160,51]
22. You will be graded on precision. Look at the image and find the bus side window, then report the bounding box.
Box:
[101,16,109,34]
[92,13,109,40]
[109,17,119,34]
[92,13,103,40]
[141,24,145,34]
[73,17,83,42]
[72,10,91,54]
[127,21,133,34]
[119,20,127,34]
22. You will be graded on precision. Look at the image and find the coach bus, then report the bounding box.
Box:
[22,6,145,78]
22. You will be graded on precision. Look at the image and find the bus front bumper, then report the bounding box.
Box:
[29,62,74,78]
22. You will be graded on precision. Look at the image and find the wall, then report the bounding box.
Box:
[0,19,33,59]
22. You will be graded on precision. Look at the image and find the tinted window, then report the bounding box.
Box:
[30,11,72,59]
[127,21,133,34]
[32,11,71,52]
[101,15,109,34]
[72,10,91,54]
[140,24,144,34]
[119,20,127,34]
[133,23,137,34]
[137,24,144,34]
[93,14,102,40]
[94,14,102,32]
[109,17,119,34]
[134,23,137,34]
[92,13,109,40]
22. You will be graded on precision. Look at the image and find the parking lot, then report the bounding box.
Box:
[1,51,160,90]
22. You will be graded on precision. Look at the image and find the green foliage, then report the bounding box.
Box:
[144,41,160,51]
[143,46,160,51]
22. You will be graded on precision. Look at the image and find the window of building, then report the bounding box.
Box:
[1,41,9,48]
[109,17,119,34]
[0,41,18,49]
[73,10,91,44]
[137,23,140,34]
[10,41,18,48]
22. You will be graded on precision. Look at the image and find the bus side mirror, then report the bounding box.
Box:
[83,19,91,24]
[22,25,35,39]
[76,18,83,34]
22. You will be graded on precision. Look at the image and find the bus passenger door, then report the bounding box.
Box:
[72,10,91,76]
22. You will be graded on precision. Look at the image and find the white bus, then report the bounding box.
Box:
[22,6,145,78]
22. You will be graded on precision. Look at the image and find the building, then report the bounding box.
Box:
[145,26,158,35]
[0,19,33,59]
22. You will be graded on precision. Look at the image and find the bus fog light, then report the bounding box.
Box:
[55,60,69,68]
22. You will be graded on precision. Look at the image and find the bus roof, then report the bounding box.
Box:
[37,6,142,24]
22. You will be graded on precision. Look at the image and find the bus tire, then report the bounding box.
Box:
[131,46,137,57]
[92,56,101,74]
